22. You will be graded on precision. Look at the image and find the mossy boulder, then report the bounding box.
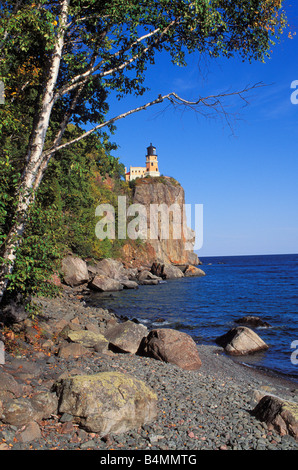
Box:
[53,372,157,435]
[67,329,109,351]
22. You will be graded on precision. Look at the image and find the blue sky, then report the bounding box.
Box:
[107,2,298,257]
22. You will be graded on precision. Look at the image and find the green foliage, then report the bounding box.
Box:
[0,123,127,299]
[7,206,64,298]
[0,154,18,242]
[131,174,180,189]
[1,1,287,140]
[0,0,288,302]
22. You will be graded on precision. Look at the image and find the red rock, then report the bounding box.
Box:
[253,395,298,441]
[138,328,202,370]
[49,273,62,287]
[57,342,90,359]
[0,371,23,399]
[16,421,41,443]
[60,421,75,434]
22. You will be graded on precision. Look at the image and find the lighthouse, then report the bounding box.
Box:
[125,143,160,181]
[145,143,160,177]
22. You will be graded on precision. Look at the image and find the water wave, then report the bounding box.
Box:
[87,254,298,382]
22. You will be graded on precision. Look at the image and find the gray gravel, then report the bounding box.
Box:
[7,344,297,451]
[78,345,298,451]
[2,293,297,451]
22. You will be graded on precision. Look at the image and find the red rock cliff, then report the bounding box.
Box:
[130,177,199,266]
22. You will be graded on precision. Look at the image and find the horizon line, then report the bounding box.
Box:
[197,252,298,258]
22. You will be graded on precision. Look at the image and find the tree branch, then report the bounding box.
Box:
[98,22,175,78]
[54,17,180,101]
[33,81,86,191]
[44,94,166,158]
[44,83,265,159]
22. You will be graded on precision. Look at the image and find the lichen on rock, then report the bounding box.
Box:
[53,371,158,435]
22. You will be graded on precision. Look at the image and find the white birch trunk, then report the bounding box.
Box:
[0,0,69,303]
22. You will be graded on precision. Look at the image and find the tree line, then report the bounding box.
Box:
[0,0,287,305]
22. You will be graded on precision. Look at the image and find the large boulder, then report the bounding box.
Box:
[0,397,38,426]
[162,264,184,279]
[138,328,202,371]
[29,390,58,421]
[137,270,161,285]
[125,267,138,280]
[0,391,58,427]
[215,326,269,356]
[57,342,90,359]
[105,320,148,354]
[150,262,184,279]
[89,274,123,292]
[253,395,298,441]
[184,265,206,277]
[66,329,109,352]
[54,372,158,435]
[94,258,128,281]
[120,279,139,289]
[61,255,89,287]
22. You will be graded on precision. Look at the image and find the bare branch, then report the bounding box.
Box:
[168,83,265,108]
[54,28,160,99]
[98,24,170,78]
[44,94,166,158]
[44,83,265,159]
[165,83,266,134]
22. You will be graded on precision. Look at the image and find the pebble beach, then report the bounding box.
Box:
[0,291,297,452]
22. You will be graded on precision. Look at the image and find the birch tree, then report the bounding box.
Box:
[0,0,287,302]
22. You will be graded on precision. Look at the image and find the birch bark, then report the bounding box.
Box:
[0,0,70,302]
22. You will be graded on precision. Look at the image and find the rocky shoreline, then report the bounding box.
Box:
[0,285,297,451]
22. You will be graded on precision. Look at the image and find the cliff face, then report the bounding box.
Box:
[130,177,199,266]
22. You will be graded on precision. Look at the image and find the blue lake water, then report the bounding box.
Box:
[86,254,298,382]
